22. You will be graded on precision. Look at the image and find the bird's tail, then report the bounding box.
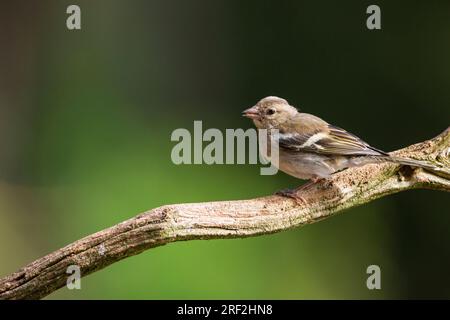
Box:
[389,156,450,179]
[387,156,441,171]
[350,155,450,178]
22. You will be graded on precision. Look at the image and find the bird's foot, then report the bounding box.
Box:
[275,188,308,205]
[275,178,325,205]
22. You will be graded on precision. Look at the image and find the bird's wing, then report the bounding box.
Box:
[278,125,387,156]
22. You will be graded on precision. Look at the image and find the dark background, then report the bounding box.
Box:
[0,0,449,299]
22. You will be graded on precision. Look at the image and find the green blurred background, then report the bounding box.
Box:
[1,0,449,299]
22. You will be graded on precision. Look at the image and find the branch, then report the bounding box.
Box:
[1,128,449,300]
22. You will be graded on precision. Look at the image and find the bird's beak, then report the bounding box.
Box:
[242,106,259,119]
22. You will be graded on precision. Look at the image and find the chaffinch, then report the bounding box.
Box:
[243,96,442,201]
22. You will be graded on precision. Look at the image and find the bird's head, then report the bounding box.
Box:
[242,96,298,129]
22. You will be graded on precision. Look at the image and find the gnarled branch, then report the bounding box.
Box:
[1,127,449,300]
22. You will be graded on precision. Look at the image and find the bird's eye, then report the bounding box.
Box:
[266,108,276,115]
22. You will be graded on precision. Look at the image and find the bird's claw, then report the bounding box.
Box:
[275,188,308,205]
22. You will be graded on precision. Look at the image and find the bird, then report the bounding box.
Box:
[243,96,443,202]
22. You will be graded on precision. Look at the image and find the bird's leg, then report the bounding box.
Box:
[275,176,324,205]
[275,188,308,205]
[293,176,324,192]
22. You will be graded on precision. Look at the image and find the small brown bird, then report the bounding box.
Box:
[243,96,442,201]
